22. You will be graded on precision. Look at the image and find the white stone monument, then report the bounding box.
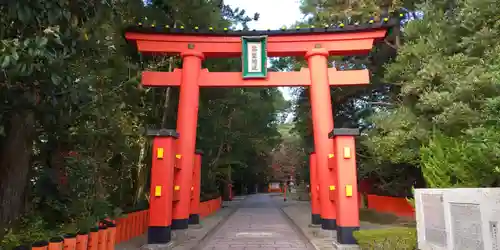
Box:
[415,188,500,250]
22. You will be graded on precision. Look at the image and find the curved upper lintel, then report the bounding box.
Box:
[134,37,379,57]
[124,22,396,58]
[124,20,396,38]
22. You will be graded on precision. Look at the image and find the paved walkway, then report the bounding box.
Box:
[115,198,243,250]
[196,194,314,250]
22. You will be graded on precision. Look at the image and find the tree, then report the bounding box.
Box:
[364,0,500,188]
[0,0,141,237]
[0,0,283,246]
[270,125,305,182]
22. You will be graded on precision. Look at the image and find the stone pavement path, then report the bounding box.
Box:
[196,193,314,250]
[115,198,243,250]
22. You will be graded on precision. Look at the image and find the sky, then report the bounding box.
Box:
[224,0,303,30]
[224,0,304,101]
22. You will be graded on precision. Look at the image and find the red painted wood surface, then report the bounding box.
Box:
[75,234,87,250]
[171,51,203,224]
[366,194,415,218]
[62,236,76,250]
[125,30,387,57]
[141,68,370,87]
[47,241,63,250]
[199,197,222,218]
[307,48,337,223]
[149,136,176,228]
[333,135,359,228]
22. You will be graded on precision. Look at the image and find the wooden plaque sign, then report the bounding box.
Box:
[241,36,268,79]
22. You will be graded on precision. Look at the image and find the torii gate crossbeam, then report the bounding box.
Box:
[141,68,370,87]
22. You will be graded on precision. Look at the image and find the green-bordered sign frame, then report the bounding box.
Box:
[241,36,268,79]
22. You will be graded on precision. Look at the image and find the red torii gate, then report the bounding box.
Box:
[125,18,396,246]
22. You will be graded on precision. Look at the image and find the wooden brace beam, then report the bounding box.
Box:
[142,68,370,87]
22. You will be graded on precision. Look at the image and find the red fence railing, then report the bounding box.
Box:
[14,197,222,250]
[113,209,149,244]
[199,197,222,219]
[365,194,415,218]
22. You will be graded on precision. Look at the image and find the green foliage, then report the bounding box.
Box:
[420,130,500,187]
[292,0,500,195]
[364,0,500,189]
[359,209,401,225]
[300,0,417,23]
[353,227,417,250]
[406,187,415,208]
[364,107,428,165]
[2,216,54,249]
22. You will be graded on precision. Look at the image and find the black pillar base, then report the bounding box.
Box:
[147,226,171,244]
[337,226,360,244]
[311,214,322,225]
[321,218,337,230]
[188,214,200,225]
[171,219,189,230]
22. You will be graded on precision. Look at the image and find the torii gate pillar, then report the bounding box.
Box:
[171,51,204,229]
[306,48,337,229]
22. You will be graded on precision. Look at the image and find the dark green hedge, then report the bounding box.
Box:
[353,227,417,250]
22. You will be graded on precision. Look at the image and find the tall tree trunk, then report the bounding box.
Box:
[132,56,175,205]
[133,137,149,205]
[0,110,35,239]
[160,56,174,128]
